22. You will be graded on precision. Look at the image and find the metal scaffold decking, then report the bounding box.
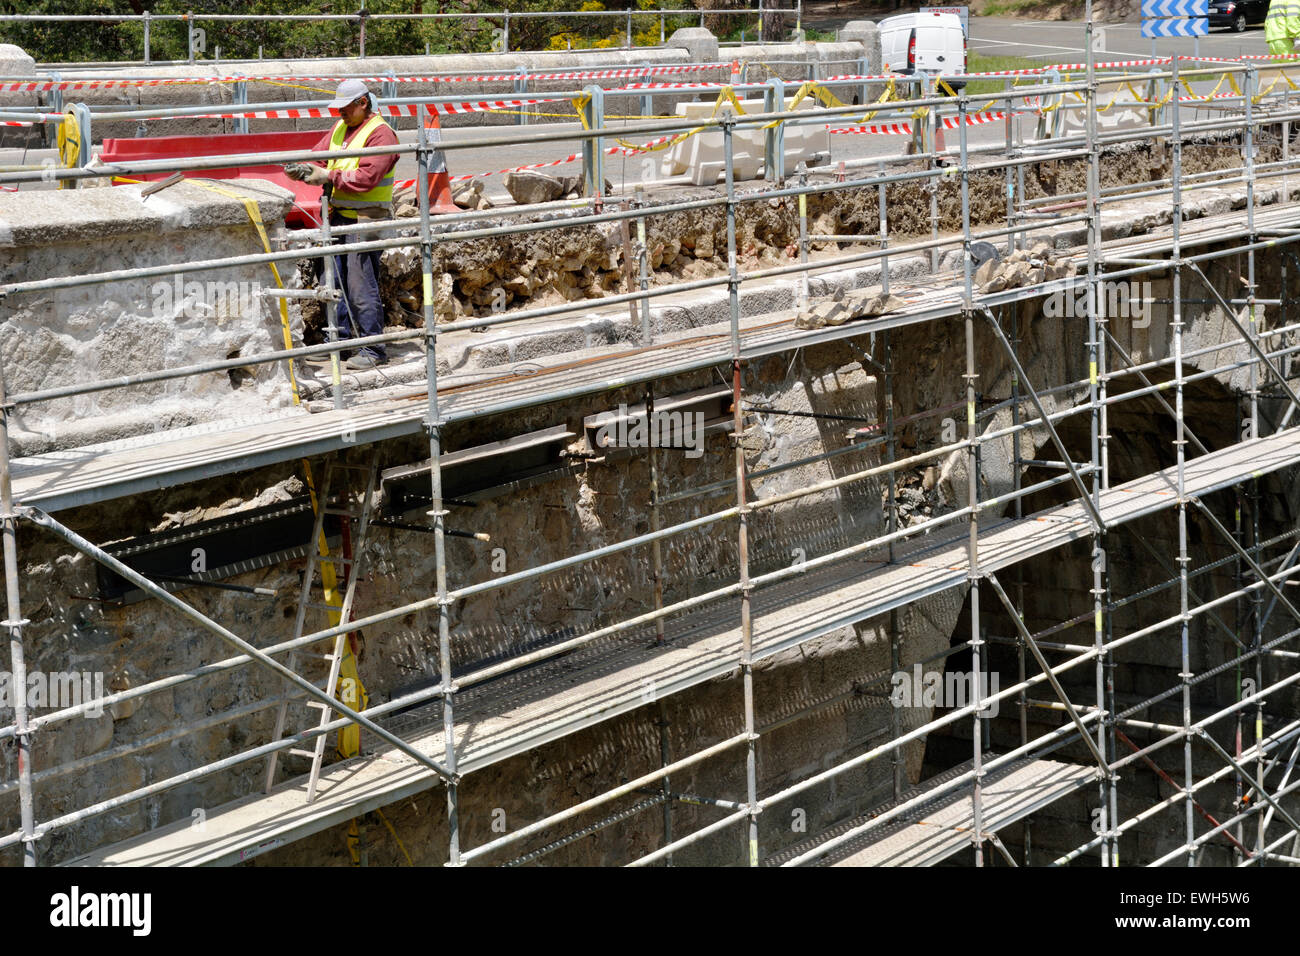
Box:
[61,427,1300,866]
[764,757,1097,867]
[12,198,1300,516]
[5,32,1300,870]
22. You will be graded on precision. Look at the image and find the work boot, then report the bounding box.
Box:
[345,351,387,370]
[304,351,344,367]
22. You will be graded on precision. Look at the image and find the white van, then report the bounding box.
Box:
[879,11,967,90]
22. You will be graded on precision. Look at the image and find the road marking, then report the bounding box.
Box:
[969,36,1157,59]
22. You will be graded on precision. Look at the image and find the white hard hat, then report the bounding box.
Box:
[328,78,371,109]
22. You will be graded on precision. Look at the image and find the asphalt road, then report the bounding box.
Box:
[970,14,1273,62]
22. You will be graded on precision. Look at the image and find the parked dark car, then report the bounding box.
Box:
[1209,0,1269,31]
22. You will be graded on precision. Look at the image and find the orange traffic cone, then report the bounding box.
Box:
[422,105,459,214]
[730,59,741,87]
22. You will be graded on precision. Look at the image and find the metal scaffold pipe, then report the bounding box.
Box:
[415,115,462,867]
[4,37,1300,868]
[0,366,36,866]
[15,507,457,787]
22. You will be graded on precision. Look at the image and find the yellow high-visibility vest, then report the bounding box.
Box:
[1266,0,1300,46]
[325,112,395,219]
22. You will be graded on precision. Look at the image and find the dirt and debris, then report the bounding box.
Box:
[975,242,1077,293]
[795,286,905,329]
[451,179,494,211]
[889,468,947,524]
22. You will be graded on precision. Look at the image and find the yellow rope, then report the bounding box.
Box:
[1179,71,1232,102]
[176,179,303,404]
[121,173,374,862]
[1252,70,1297,102]
[486,108,586,119]
[259,78,338,95]
[375,808,414,865]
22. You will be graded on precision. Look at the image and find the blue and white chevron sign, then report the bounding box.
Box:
[1141,16,1210,36]
[1140,0,1209,16]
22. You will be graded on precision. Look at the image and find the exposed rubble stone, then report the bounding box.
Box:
[794,287,905,330]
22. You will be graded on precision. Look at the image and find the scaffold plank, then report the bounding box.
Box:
[16,199,1298,515]
[63,426,1300,866]
[763,756,1096,867]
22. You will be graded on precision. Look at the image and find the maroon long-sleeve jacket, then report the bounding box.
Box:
[310,115,399,194]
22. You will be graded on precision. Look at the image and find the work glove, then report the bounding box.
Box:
[285,163,330,186]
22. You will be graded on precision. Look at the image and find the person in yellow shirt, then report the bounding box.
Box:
[1266,0,1300,55]
[287,79,398,370]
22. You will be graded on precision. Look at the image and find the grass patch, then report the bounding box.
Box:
[963,50,1048,94]
[982,0,1051,14]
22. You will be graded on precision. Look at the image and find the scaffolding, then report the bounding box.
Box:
[3,22,1300,868]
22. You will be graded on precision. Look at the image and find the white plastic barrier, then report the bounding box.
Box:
[661,95,830,186]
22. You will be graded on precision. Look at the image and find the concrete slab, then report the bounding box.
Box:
[0,175,292,246]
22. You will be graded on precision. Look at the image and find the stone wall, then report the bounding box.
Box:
[0,336,966,866]
[1,144,1298,867]
[0,178,300,455]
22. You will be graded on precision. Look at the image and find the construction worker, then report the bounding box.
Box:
[1266,0,1300,56]
[287,79,398,370]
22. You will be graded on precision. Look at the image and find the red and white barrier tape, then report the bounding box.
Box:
[423,95,570,116]
[394,63,727,84]
[821,72,914,83]
[607,133,679,155]
[393,132,688,188]
[394,152,582,189]
[0,63,728,93]
[11,54,1299,95]
[110,95,571,123]
[617,80,737,91]
[942,110,1005,127]
[828,121,913,135]
[828,110,1005,136]
[1048,57,1171,71]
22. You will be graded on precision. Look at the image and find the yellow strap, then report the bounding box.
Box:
[1041,74,1069,113]
[572,93,592,128]
[1125,80,1152,105]
[181,179,369,761]
[616,128,698,153]
[609,76,897,154]
[858,77,898,123]
[716,84,747,116]
[1095,86,1124,112]
[56,111,81,189]
[375,808,414,865]
[487,108,587,119]
[1252,70,1296,102]
[119,174,370,793]
[1180,72,1230,101]
[260,78,337,95]
[182,179,305,406]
